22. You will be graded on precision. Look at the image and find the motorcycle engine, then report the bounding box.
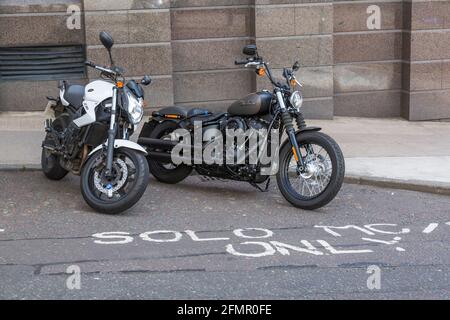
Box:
[246,117,269,131]
[46,114,81,157]
[224,117,247,132]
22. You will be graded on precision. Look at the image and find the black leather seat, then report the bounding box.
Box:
[187,108,211,118]
[64,84,85,108]
[152,106,225,124]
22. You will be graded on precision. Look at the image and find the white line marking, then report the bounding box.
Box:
[422,223,439,234]
[362,237,400,245]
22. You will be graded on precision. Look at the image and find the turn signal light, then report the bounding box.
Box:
[116,81,124,88]
[257,67,266,77]
[290,79,297,87]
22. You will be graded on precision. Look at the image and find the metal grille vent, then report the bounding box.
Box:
[0,45,86,81]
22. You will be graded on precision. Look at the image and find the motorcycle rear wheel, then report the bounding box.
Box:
[142,121,193,184]
[41,135,69,180]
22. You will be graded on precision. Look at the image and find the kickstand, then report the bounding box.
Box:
[250,178,271,192]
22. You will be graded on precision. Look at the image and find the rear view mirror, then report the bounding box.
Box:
[243,44,257,56]
[99,31,114,50]
[141,75,152,86]
[293,61,300,71]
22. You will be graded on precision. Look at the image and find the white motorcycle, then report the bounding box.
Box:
[42,31,150,214]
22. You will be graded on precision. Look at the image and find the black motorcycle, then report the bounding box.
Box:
[138,44,345,210]
[41,32,151,214]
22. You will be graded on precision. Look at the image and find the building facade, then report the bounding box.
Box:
[1,0,449,120]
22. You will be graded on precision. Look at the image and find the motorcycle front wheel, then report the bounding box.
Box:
[80,148,149,214]
[276,131,345,210]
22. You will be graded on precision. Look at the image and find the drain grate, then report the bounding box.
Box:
[0,45,86,81]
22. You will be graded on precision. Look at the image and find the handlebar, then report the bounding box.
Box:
[235,60,247,65]
[84,60,118,76]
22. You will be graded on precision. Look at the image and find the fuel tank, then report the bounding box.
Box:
[228,91,273,116]
[84,80,115,104]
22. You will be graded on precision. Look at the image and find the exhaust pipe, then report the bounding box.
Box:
[137,137,203,151]
[137,137,177,150]
[147,151,202,164]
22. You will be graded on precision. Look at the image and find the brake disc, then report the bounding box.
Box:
[93,158,128,198]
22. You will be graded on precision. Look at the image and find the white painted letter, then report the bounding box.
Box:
[270,240,323,256]
[234,228,273,239]
[314,225,375,237]
[140,230,182,242]
[92,232,133,245]
[185,230,230,241]
[226,241,275,257]
[317,240,373,254]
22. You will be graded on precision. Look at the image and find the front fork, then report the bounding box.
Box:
[282,112,305,172]
[275,90,305,172]
[105,86,118,176]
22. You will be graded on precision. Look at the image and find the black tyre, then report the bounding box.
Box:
[141,121,193,184]
[80,148,149,214]
[276,131,345,210]
[41,142,68,180]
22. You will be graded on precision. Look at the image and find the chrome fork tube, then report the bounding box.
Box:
[275,89,305,171]
[105,86,118,175]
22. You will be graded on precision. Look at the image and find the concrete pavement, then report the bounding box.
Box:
[1,112,450,194]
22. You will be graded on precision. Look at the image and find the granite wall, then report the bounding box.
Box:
[0,0,85,112]
[1,0,449,121]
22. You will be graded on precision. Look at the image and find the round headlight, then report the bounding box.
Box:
[290,91,303,110]
[126,91,144,125]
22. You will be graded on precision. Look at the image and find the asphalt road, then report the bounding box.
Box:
[0,171,450,300]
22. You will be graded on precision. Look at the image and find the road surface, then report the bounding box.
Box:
[0,172,449,299]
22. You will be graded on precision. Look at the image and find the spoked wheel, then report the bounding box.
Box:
[141,121,193,184]
[276,131,345,210]
[80,148,149,214]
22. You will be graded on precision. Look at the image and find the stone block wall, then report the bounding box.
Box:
[1,0,450,121]
[0,0,85,112]
[254,0,334,119]
[83,0,174,109]
[333,0,404,118]
[402,0,450,120]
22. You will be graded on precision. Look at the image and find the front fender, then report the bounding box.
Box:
[298,126,321,134]
[280,126,322,149]
[87,139,148,159]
